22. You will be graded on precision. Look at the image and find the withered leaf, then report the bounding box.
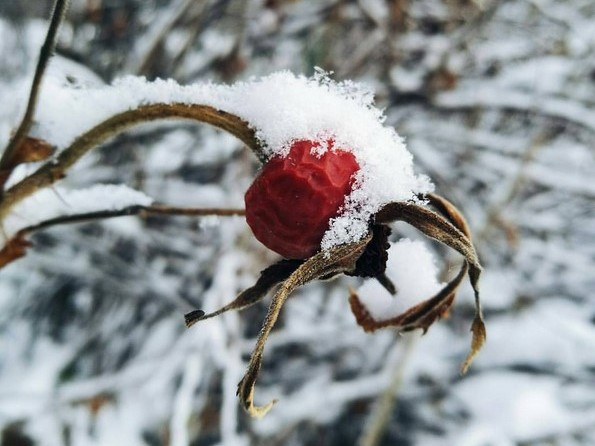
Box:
[0,233,32,268]
[14,136,55,164]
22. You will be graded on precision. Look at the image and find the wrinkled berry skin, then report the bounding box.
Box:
[245,139,359,259]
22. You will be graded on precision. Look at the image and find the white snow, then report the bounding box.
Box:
[355,239,444,321]
[452,372,583,441]
[26,68,432,252]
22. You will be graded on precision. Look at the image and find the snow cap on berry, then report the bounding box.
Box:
[227,69,433,252]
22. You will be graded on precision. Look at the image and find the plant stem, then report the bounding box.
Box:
[18,204,245,234]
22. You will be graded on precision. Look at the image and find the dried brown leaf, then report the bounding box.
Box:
[0,233,31,268]
[349,261,467,333]
[14,136,55,164]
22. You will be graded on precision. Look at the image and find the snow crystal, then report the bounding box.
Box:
[30,68,432,252]
[2,184,153,242]
[356,239,443,321]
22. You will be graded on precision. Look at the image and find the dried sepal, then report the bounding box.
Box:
[374,195,486,371]
[185,258,303,327]
[375,200,481,274]
[460,314,487,374]
[237,234,371,417]
[349,262,467,333]
[425,194,487,373]
[347,224,391,278]
[426,193,472,238]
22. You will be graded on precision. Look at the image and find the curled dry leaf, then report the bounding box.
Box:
[0,136,55,187]
[13,136,55,164]
[362,193,486,373]
[0,233,32,268]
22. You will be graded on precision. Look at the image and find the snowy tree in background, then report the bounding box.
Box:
[0,1,594,445]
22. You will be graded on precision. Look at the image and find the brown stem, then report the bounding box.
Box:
[0,205,244,270]
[0,103,262,221]
[0,0,70,185]
[18,204,245,234]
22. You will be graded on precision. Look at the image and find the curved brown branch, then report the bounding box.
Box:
[0,103,262,220]
[0,0,70,186]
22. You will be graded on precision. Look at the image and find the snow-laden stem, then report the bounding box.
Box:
[0,102,260,221]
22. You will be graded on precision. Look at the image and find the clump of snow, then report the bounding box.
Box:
[356,239,443,321]
[28,68,432,251]
[2,184,153,242]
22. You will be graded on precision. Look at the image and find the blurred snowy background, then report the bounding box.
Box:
[1,0,594,445]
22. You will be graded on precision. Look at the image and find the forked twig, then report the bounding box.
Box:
[0,0,70,186]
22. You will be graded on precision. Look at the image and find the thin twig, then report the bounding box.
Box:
[14,204,245,236]
[0,0,70,183]
[0,102,262,221]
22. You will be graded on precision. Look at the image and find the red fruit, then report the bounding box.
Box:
[245,139,360,259]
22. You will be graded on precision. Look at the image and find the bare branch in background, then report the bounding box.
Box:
[0,0,70,188]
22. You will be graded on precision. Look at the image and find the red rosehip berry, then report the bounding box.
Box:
[245,139,360,259]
